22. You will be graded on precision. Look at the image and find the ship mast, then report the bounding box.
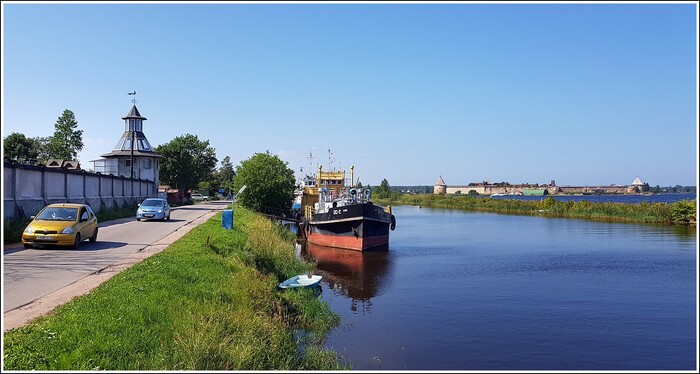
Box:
[327,149,334,171]
[307,150,314,175]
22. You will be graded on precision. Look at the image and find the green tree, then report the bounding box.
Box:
[3,133,39,162]
[155,134,218,194]
[217,155,236,197]
[233,151,295,213]
[373,178,391,198]
[671,200,696,224]
[197,155,236,197]
[47,109,83,160]
[32,136,51,162]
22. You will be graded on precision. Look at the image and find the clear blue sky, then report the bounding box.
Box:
[2,2,698,187]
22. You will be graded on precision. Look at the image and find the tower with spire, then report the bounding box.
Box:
[434,176,447,194]
[91,95,163,190]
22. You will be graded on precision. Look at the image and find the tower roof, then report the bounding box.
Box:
[632,176,644,185]
[435,176,446,186]
[121,105,147,120]
[101,104,161,158]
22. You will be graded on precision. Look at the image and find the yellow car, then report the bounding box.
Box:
[22,203,98,249]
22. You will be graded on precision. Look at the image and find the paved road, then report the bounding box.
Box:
[2,202,228,313]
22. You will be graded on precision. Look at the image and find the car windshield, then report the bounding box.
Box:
[142,199,164,207]
[36,207,79,221]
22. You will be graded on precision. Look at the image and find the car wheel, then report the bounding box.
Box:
[137,218,141,221]
[89,227,98,243]
[23,243,33,249]
[72,233,81,249]
[166,213,171,221]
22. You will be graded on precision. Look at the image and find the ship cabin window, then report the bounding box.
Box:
[125,159,132,167]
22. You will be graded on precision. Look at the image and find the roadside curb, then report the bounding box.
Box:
[3,209,223,332]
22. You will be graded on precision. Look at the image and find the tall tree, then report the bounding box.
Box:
[33,136,52,163]
[3,133,39,162]
[233,151,295,213]
[218,155,236,197]
[374,178,392,198]
[47,109,83,160]
[155,134,217,194]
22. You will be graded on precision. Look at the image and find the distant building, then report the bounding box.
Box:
[91,104,163,190]
[45,159,81,170]
[434,176,650,195]
[434,176,447,194]
[629,176,650,193]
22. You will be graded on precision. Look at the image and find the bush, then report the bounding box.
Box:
[671,200,696,224]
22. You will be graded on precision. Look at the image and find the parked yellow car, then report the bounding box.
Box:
[21,203,98,249]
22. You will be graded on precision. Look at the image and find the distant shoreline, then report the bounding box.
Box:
[373,193,697,226]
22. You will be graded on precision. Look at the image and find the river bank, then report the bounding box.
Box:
[3,207,346,370]
[372,193,696,225]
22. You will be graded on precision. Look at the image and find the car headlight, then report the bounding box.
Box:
[137,209,143,214]
[24,227,35,234]
[157,209,163,213]
[61,227,74,234]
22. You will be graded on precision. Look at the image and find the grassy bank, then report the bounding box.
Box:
[374,194,697,225]
[3,207,346,370]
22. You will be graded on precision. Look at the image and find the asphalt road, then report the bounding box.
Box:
[2,201,228,313]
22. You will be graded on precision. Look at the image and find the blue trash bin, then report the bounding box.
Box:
[222,209,233,230]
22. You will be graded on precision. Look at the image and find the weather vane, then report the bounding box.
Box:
[128,90,137,104]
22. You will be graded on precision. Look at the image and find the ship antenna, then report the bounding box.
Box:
[328,148,335,171]
[307,149,314,176]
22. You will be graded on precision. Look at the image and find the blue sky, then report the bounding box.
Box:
[2,2,697,187]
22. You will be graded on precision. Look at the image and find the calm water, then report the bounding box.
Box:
[300,205,698,370]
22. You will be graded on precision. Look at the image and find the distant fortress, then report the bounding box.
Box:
[433,177,650,195]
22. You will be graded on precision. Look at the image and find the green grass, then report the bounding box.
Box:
[3,207,346,370]
[374,193,697,225]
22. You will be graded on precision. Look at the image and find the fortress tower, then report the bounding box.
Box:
[434,176,447,194]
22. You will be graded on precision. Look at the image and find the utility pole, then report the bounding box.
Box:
[128,91,137,178]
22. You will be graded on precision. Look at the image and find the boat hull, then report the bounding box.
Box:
[305,203,392,251]
[278,274,322,289]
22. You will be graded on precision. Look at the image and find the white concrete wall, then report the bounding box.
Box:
[446,186,486,195]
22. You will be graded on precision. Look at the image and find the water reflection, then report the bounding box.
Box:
[299,241,392,314]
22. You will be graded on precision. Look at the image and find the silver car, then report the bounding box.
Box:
[136,198,171,221]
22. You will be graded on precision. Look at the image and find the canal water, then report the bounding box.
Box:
[300,205,698,370]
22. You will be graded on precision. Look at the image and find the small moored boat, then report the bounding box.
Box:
[277,274,323,289]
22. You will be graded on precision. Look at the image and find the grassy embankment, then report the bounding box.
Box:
[373,193,697,225]
[3,207,346,370]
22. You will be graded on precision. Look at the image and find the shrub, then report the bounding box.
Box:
[671,200,696,224]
